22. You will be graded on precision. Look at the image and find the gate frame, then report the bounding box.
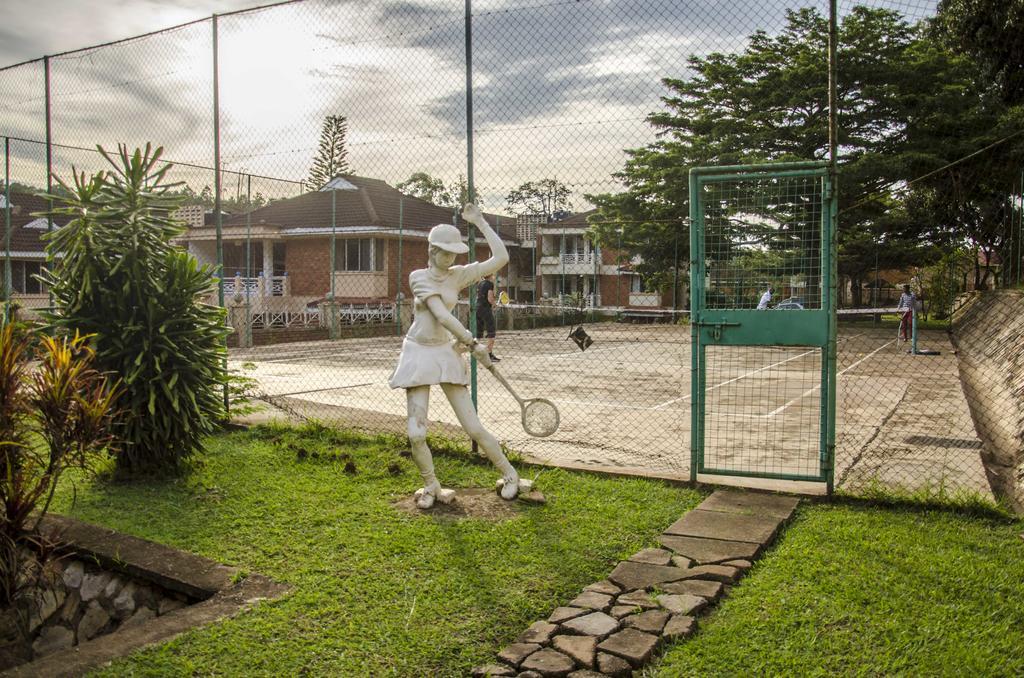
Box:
[688,161,838,491]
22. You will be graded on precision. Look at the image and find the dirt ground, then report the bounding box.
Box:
[231,321,990,498]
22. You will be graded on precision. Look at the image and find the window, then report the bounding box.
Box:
[335,238,384,272]
[630,275,643,293]
[7,260,45,294]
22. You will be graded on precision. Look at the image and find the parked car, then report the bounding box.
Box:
[774,297,805,310]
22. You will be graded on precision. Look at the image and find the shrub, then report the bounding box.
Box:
[0,324,119,609]
[42,144,229,475]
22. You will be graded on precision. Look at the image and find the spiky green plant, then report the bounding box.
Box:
[42,144,228,475]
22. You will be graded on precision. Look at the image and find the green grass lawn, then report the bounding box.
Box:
[50,424,702,676]
[647,501,1024,677]
[49,424,1024,676]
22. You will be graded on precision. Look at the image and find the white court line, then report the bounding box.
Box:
[652,348,817,410]
[764,338,895,417]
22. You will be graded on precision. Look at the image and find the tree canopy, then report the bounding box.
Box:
[307,115,350,191]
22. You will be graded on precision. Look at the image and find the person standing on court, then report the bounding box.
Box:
[757,285,774,310]
[897,283,916,342]
[476,273,500,362]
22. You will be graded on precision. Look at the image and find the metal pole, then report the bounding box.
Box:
[396,196,403,335]
[44,56,53,311]
[825,0,839,494]
[330,187,337,340]
[244,175,252,348]
[212,14,229,413]
[672,221,680,319]
[3,138,10,323]
[465,0,478,416]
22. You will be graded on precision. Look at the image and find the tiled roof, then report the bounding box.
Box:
[546,209,598,228]
[216,175,519,242]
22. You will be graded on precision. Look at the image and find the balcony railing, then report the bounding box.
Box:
[223,274,288,297]
[540,253,595,266]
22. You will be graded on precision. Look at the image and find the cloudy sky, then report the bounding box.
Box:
[1,0,933,208]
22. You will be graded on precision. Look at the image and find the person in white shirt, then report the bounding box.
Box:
[896,284,916,342]
[757,286,774,310]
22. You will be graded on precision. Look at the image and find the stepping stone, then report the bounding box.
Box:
[607,561,689,591]
[661,578,724,600]
[518,621,558,645]
[664,509,781,545]
[609,605,637,619]
[671,555,693,569]
[724,559,754,571]
[656,593,707,616]
[560,611,619,638]
[597,628,659,667]
[519,490,547,505]
[672,564,742,584]
[628,547,673,565]
[548,607,588,624]
[597,651,632,677]
[621,609,670,634]
[567,591,612,611]
[567,671,605,678]
[519,648,575,676]
[552,634,597,669]
[518,671,543,678]
[662,614,697,640]
[658,534,761,564]
[583,580,620,595]
[497,642,541,668]
[615,590,659,609]
[698,490,800,519]
[471,664,515,677]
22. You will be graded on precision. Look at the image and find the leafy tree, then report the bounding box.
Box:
[936,0,1024,104]
[587,7,1000,304]
[396,172,480,209]
[505,179,572,220]
[307,114,350,190]
[42,144,229,476]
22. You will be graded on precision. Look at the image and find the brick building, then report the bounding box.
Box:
[0,190,54,314]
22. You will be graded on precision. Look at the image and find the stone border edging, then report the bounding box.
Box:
[2,515,289,678]
[472,489,800,677]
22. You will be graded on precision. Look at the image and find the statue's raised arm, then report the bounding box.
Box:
[461,203,508,277]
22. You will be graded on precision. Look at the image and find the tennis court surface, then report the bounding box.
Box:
[231,320,988,497]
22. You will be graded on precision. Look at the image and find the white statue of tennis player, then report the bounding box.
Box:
[389,203,522,509]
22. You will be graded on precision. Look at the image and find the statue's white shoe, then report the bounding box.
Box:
[414,484,456,509]
[495,477,533,500]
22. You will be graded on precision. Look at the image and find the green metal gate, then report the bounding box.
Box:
[689,161,837,490]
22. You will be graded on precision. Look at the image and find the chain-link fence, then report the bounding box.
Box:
[2,0,1022,509]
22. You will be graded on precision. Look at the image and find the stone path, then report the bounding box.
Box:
[471,489,801,677]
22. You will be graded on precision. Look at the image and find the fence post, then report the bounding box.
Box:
[212,14,229,413]
[44,55,54,313]
[3,137,10,323]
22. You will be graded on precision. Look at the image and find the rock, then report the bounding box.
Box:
[60,590,82,623]
[656,594,707,616]
[628,548,673,565]
[158,596,188,616]
[123,606,156,627]
[78,601,111,641]
[671,555,693,569]
[597,628,659,667]
[517,672,543,678]
[103,574,126,600]
[661,579,723,600]
[616,590,658,609]
[78,573,110,602]
[518,490,547,505]
[723,559,754,571]
[657,534,761,564]
[596,651,632,677]
[607,561,689,591]
[566,672,605,678]
[582,580,620,595]
[559,612,618,638]
[518,621,558,645]
[61,562,84,590]
[622,609,670,634]
[471,664,515,677]
[112,582,138,619]
[609,605,638,619]
[662,614,697,640]
[673,564,742,584]
[552,634,597,669]
[548,607,588,624]
[498,643,541,668]
[519,648,575,676]
[133,584,158,610]
[32,625,74,656]
[566,592,612,611]
[28,587,66,632]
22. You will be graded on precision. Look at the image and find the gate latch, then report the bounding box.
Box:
[695,319,741,340]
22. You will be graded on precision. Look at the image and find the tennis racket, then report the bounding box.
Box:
[485,364,560,437]
[498,290,510,306]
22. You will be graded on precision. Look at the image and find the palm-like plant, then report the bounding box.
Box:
[42,144,228,475]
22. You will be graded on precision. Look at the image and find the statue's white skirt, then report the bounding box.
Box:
[388,337,469,389]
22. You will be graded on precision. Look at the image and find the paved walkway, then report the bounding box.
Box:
[472,489,801,677]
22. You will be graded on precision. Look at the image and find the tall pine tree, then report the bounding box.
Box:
[307,115,350,190]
